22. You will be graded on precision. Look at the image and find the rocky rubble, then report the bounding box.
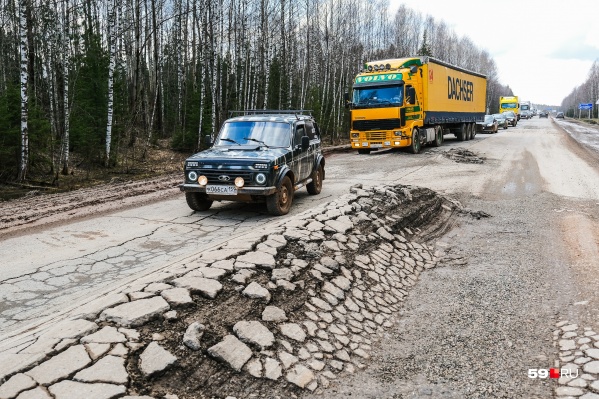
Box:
[0,183,460,399]
[427,148,486,164]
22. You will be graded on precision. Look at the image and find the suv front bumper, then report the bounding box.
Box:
[179,183,277,196]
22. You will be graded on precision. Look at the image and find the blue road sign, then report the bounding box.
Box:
[579,103,593,110]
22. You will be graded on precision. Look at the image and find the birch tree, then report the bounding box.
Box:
[18,0,29,181]
[105,0,117,166]
[60,0,71,175]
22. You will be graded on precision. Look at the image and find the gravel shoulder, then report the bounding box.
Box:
[301,118,599,398]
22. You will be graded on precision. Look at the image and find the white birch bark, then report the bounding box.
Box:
[60,0,70,175]
[105,0,117,166]
[18,0,28,181]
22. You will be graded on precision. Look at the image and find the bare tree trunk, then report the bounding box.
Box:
[18,0,29,181]
[60,0,71,175]
[195,0,205,150]
[105,0,117,166]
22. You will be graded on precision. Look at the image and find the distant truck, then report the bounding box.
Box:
[345,56,487,154]
[500,96,520,120]
[519,101,532,119]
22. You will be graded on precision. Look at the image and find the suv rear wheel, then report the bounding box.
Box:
[307,164,323,195]
[266,176,294,215]
[185,192,213,211]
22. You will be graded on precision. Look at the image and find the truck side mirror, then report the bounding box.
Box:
[344,92,350,109]
[301,135,310,151]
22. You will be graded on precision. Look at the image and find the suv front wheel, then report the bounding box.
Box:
[267,176,294,215]
[186,192,213,211]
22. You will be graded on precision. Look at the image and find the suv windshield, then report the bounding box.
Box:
[352,85,403,107]
[215,121,291,148]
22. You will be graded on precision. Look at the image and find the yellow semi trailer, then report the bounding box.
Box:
[345,56,487,154]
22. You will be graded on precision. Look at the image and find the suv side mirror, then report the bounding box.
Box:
[301,136,310,151]
[204,136,213,147]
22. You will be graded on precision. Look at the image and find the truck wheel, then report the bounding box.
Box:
[470,123,476,139]
[266,176,294,215]
[432,126,443,147]
[185,192,213,211]
[409,128,420,154]
[358,149,371,155]
[457,123,467,141]
[307,164,323,195]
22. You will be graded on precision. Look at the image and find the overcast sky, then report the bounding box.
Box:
[388,0,599,106]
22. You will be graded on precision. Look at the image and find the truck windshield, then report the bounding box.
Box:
[501,103,517,109]
[352,85,403,107]
[215,121,290,147]
[521,105,529,110]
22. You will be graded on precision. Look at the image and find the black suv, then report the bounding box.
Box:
[180,110,325,216]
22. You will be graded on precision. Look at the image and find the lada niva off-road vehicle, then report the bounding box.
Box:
[180,110,325,216]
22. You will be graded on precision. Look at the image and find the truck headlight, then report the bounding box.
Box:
[394,131,401,136]
[188,171,198,182]
[255,173,266,184]
[351,133,359,138]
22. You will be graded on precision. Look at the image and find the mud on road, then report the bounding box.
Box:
[0,174,182,238]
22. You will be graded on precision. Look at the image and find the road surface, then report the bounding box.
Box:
[2,116,599,398]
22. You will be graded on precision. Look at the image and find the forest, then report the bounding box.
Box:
[0,0,514,187]
[561,60,599,119]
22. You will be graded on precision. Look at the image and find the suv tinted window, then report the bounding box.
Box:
[304,122,315,139]
[294,124,305,146]
[217,121,291,147]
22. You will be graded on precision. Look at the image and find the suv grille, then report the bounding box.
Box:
[198,169,254,184]
[353,118,401,131]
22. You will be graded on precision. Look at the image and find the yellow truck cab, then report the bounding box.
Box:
[499,96,520,120]
[346,57,487,154]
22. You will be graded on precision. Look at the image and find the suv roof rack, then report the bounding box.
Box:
[229,109,313,118]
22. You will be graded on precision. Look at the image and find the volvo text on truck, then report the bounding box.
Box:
[345,56,487,154]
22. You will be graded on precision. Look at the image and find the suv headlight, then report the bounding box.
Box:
[255,173,266,184]
[188,171,198,182]
[254,163,268,169]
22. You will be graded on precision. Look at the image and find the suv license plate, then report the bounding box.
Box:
[206,185,237,195]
